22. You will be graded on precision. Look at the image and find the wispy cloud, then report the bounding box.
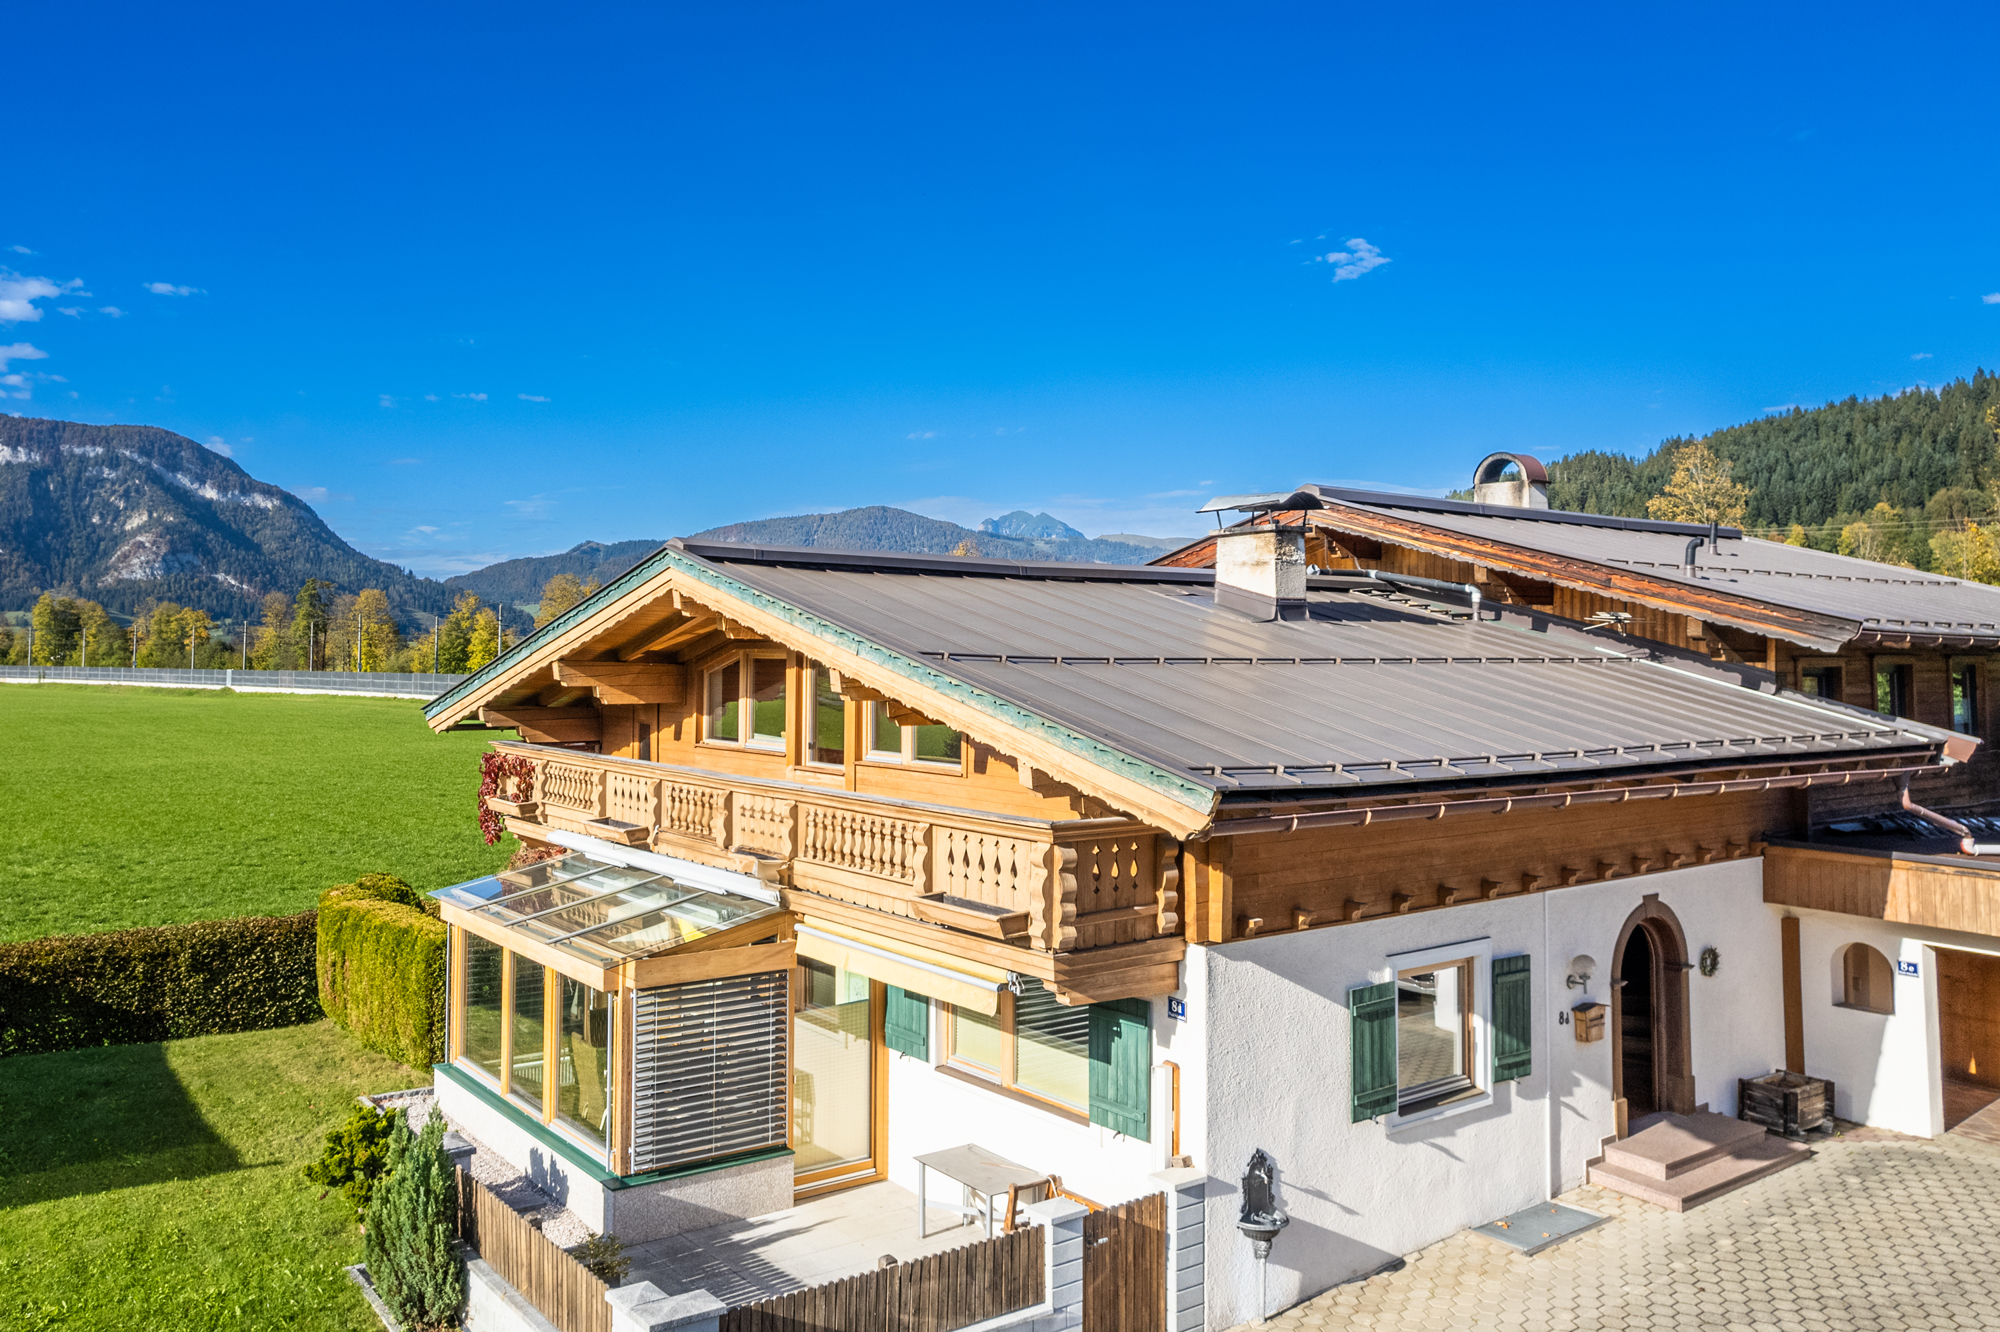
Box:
[388,458,422,466]
[1310,238,1392,283]
[423,393,439,402]
[414,525,440,534]
[518,393,550,403]
[0,272,84,323]
[0,342,49,371]
[379,394,397,408]
[1911,352,1934,360]
[1985,293,2000,305]
[504,494,557,516]
[98,306,125,318]
[7,245,33,255]
[452,392,488,401]
[906,430,936,439]
[144,281,203,296]
[205,437,233,457]
[291,485,352,503]
[1763,404,1802,413]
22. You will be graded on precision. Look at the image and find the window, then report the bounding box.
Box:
[1875,662,1913,719]
[1396,959,1474,1111]
[808,662,845,766]
[1953,663,1981,735]
[864,701,964,769]
[703,653,788,750]
[1841,943,1895,1015]
[556,976,612,1144]
[511,953,546,1111]
[944,980,1143,1127]
[463,933,506,1082]
[1801,664,1842,699]
[630,970,790,1172]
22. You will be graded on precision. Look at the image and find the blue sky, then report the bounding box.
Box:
[8,3,2000,576]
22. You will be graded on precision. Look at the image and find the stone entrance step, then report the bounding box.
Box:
[1588,1111,1810,1211]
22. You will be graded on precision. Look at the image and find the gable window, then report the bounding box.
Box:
[808,662,846,766]
[1953,662,1981,735]
[1875,662,1913,719]
[943,981,1149,1134]
[1800,664,1842,699]
[864,701,964,769]
[703,653,788,750]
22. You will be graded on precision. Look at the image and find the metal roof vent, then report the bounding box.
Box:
[1214,525,1309,621]
[1472,453,1550,509]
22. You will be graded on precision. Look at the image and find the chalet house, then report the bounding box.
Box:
[422,525,1976,1329]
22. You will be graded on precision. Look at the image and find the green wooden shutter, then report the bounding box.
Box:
[1088,998,1151,1138]
[1492,954,1533,1083]
[1350,981,1398,1121]
[883,985,929,1060]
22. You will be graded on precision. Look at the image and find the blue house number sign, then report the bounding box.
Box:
[1896,960,1919,977]
[1167,997,1187,1020]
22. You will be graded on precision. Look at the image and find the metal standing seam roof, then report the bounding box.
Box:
[693,549,1954,800]
[1308,490,2000,640]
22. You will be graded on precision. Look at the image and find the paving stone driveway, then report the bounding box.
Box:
[1235,1129,2000,1332]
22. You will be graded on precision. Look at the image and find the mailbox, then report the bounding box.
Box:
[1572,1002,1607,1043]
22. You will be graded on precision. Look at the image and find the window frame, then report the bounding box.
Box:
[1394,956,1476,1111]
[1872,655,1916,721]
[1949,656,1985,737]
[699,648,792,752]
[1382,937,1495,1132]
[1796,657,1845,702]
[861,700,968,775]
[802,660,849,771]
[941,988,1091,1122]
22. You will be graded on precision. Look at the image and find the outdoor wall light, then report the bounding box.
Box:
[1238,1148,1289,1324]
[1566,954,1597,991]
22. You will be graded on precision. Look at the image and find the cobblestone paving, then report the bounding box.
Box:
[1234,1130,2000,1332]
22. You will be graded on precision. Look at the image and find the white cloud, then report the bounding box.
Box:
[1985,293,2000,304]
[0,372,29,399]
[291,485,351,503]
[1763,403,1802,413]
[240,436,254,444]
[1310,238,1392,283]
[1912,352,1934,360]
[0,342,49,371]
[423,393,439,402]
[99,306,125,318]
[0,272,82,323]
[518,393,551,403]
[8,246,33,255]
[453,392,488,401]
[906,430,936,439]
[56,307,81,317]
[205,437,233,457]
[415,525,440,534]
[379,394,397,408]
[144,282,203,296]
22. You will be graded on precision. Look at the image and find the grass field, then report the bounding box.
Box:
[1,685,512,941]
[0,1021,423,1331]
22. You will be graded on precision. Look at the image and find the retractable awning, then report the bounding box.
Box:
[795,922,1011,1015]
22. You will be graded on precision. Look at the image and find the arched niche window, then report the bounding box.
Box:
[1840,943,1895,1015]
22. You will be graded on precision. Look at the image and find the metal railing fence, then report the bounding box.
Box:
[0,665,468,699]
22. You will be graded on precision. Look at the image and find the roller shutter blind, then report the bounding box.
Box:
[1492,954,1533,1083]
[1350,980,1397,1121]
[630,970,789,1173]
[884,985,930,1060]
[1087,998,1150,1138]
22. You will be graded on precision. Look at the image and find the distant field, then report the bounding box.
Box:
[2,685,511,941]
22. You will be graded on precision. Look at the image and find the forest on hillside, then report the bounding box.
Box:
[1531,372,2000,573]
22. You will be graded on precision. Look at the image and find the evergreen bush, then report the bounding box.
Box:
[365,1109,464,1332]
[316,875,447,1070]
[303,1103,400,1219]
[0,912,321,1056]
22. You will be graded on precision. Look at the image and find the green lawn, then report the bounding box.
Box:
[0,1021,424,1331]
[1,685,511,941]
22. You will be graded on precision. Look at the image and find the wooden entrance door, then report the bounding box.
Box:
[1612,896,1696,1125]
[1083,1192,1165,1332]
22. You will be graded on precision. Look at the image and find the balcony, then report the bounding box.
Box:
[485,741,1185,1002]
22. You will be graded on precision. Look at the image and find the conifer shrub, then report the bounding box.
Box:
[303,1103,401,1219]
[365,1109,464,1332]
[316,874,447,1070]
[0,912,320,1056]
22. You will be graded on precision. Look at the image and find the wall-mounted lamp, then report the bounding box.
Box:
[1566,954,1597,991]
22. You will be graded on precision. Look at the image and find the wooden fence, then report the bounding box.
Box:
[458,1169,612,1332]
[1082,1191,1165,1332]
[720,1226,1044,1332]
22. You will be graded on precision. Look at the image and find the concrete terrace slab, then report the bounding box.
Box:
[1470,1202,1607,1256]
[624,1180,1008,1307]
[1233,1129,2000,1331]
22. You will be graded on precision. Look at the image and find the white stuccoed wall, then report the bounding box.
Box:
[1192,860,1785,1330]
[1788,908,2000,1136]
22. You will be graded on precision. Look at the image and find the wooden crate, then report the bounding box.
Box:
[1738,1070,1834,1139]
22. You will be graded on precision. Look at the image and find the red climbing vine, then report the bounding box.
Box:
[478,751,537,845]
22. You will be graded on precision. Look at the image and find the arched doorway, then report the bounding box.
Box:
[1612,895,1695,1126]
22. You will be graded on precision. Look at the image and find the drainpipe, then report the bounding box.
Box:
[1899,780,1989,856]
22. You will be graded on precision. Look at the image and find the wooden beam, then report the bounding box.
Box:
[625,939,797,989]
[1780,915,1804,1074]
[556,659,687,705]
[480,704,600,745]
[618,615,721,659]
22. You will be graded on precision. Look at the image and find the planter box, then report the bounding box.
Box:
[1739,1070,1835,1139]
[485,797,540,819]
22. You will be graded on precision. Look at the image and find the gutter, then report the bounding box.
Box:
[1202,760,1950,838]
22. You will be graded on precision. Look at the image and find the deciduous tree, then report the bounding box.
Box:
[1644,442,1751,527]
[534,573,598,627]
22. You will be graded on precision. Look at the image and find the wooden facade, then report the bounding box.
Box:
[1763,843,2000,937]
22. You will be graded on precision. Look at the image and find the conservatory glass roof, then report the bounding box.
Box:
[431,851,780,965]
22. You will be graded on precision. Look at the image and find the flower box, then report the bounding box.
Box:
[484,797,539,819]
[1738,1069,1834,1139]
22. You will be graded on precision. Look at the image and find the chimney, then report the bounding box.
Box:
[1214,525,1309,621]
[1471,453,1550,509]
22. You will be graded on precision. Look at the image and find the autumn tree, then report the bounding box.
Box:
[465,606,512,671]
[535,573,599,627]
[292,579,334,670]
[436,592,480,673]
[252,591,294,669]
[1932,523,2000,585]
[1644,441,1751,527]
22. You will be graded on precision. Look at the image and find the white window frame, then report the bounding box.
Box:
[1383,936,1494,1133]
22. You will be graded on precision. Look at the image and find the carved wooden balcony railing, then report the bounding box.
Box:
[490,741,1180,955]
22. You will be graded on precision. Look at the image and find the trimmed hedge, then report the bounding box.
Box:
[0,912,322,1057]
[317,874,447,1071]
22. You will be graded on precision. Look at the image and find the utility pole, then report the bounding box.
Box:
[432,612,439,674]
[241,619,248,669]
